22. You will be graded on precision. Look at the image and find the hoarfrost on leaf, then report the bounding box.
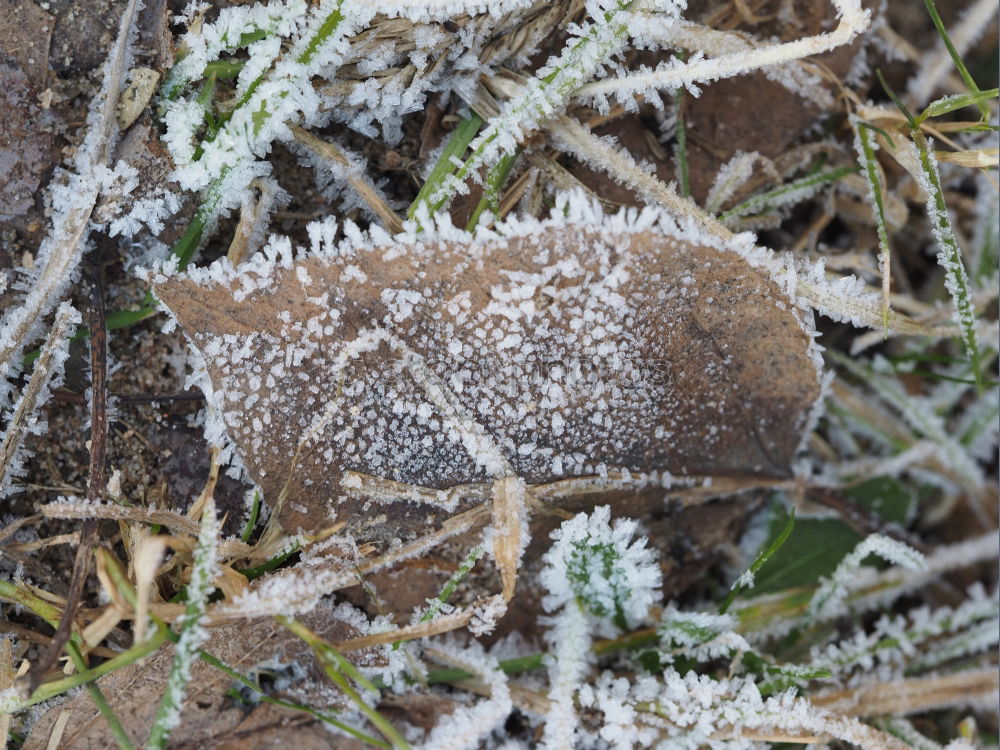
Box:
[153,194,823,542]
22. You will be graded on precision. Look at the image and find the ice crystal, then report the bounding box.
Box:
[538,506,661,748]
[541,506,661,633]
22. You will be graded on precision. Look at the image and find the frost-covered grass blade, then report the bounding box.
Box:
[423,0,642,213]
[146,501,220,750]
[851,117,895,335]
[921,0,991,121]
[717,164,858,225]
[719,508,795,614]
[908,130,984,390]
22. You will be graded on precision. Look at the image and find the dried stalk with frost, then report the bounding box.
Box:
[0,0,140,402]
[535,96,963,338]
[574,0,870,100]
[0,303,80,493]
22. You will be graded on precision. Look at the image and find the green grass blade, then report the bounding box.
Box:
[877,69,917,128]
[719,508,795,614]
[918,88,1000,123]
[408,113,484,220]
[910,129,983,390]
[922,0,990,121]
[235,539,301,580]
[395,546,484,649]
[66,642,137,750]
[465,151,521,230]
[279,617,411,750]
[1,628,169,712]
[240,490,263,543]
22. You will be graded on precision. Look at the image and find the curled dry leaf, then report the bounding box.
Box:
[153,196,822,542]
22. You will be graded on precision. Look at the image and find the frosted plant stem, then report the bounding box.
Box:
[146,501,220,750]
[575,0,871,99]
[907,132,983,389]
[291,125,404,234]
[851,117,894,334]
[422,0,639,214]
[549,114,724,237]
[541,603,588,750]
[907,0,998,107]
[547,113,959,339]
[0,0,140,397]
[0,303,79,491]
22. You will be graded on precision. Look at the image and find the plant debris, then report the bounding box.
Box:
[0,0,996,747]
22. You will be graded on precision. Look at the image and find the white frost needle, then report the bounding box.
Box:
[575,0,870,100]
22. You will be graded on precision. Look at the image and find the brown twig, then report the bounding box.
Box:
[50,388,205,405]
[28,269,107,692]
[290,124,405,234]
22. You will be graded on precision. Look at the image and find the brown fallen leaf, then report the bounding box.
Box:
[152,195,822,546]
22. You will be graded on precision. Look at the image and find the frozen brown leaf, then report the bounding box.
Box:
[153,200,822,540]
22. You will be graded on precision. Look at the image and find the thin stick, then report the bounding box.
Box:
[291,125,404,234]
[0,305,78,489]
[28,270,107,692]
